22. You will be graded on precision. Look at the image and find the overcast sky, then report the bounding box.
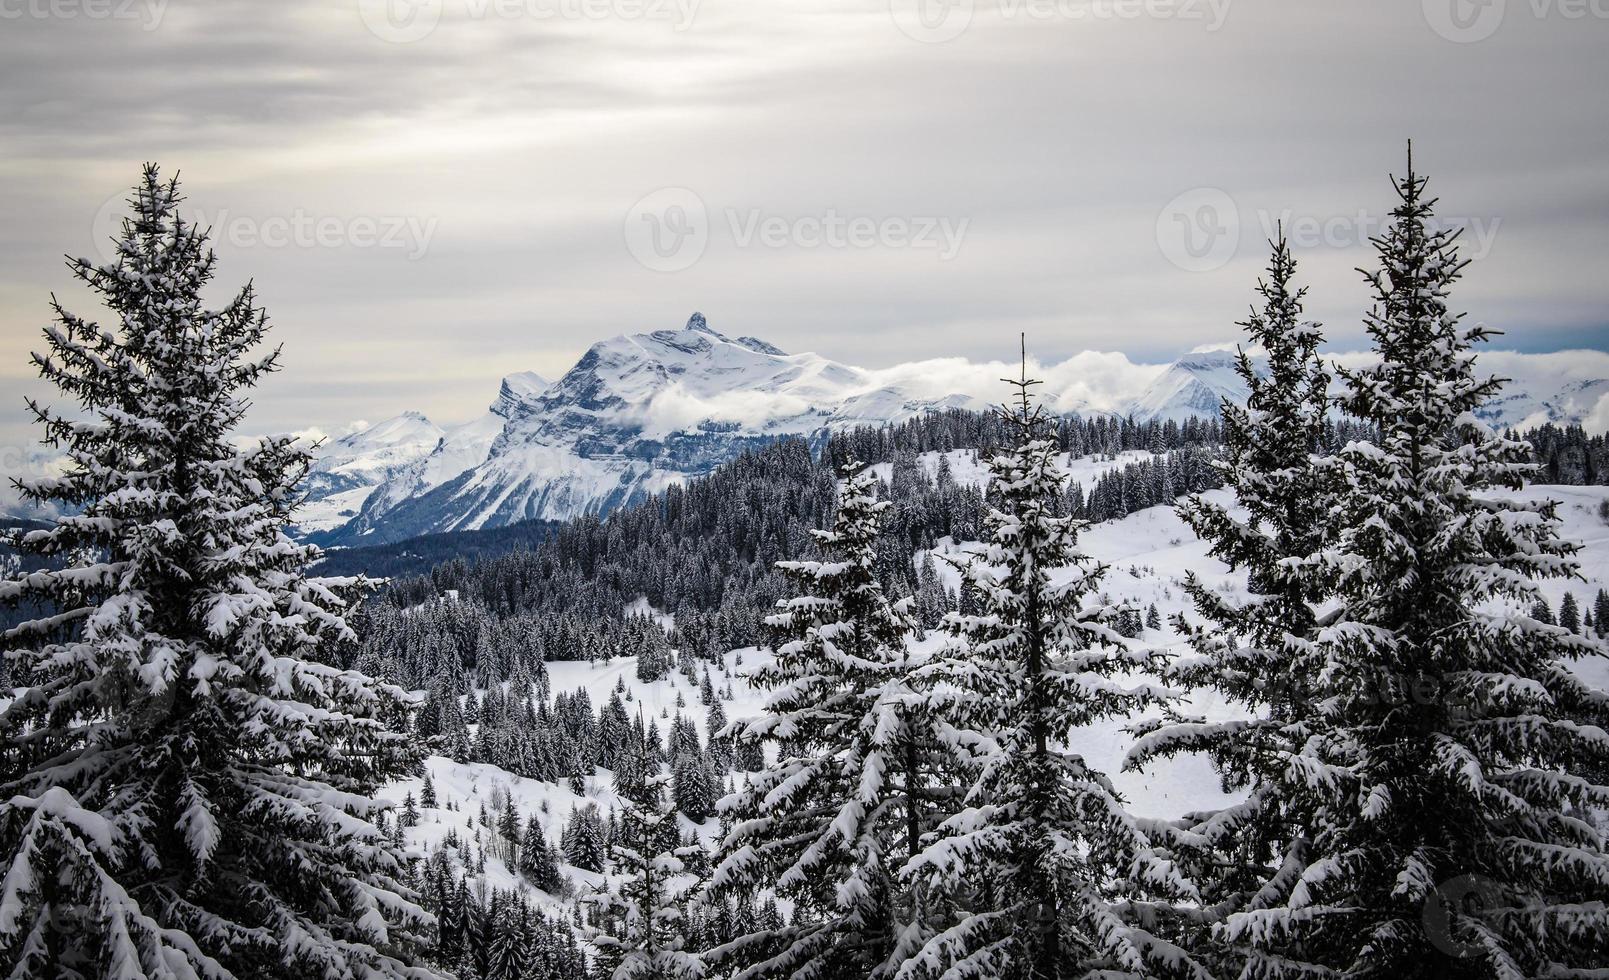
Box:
[2,0,1606,454]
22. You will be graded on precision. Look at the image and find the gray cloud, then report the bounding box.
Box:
[1,0,1605,456]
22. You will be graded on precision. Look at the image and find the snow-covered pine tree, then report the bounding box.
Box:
[1559,591,1581,633]
[638,631,670,683]
[497,799,522,867]
[673,754,716,823]
[1125,230,1335,939]
[1210,147,1609,975]
[0,165,434,978]
[712,463,932,979]
[1533,597,1555,625]
[518,821,565,896]
[900,347,1206,980]
[563,804,607,874]
[589,773,704,980]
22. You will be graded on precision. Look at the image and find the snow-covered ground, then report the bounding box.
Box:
[867,447,1166,493]
[294,484,376,534]
[388,646,768,910]
[382,474,1609,919]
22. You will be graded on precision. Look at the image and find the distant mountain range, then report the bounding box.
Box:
[291,313,1609,546]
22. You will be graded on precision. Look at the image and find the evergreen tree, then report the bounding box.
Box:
[489,895,530,980]
[712,463,928,979]
[1559,591,1581,633]
[915,552,948,633]
[588,773,703,980]
[1596,589,1609,635]
[1127,229,1336,950]
[704,700,733,773]
[672,754,716,823]
[519,820,565,895]
[637,626,671,683]
[498,799,523,867]
[422,773,439,809]
[1532,597,1555,625]
[0,166,433,978]
[563,805,607,874]
[902,354,1204,980]
[1204,149,1609,975]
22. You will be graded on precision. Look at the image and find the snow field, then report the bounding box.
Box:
[384,461,1609,919]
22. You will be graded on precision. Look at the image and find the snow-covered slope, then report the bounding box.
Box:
[304,317,1609,545]
[325,371,551,541]
[296,412,446,533]
[380,462,1609,924]
[1126,348,1252,424]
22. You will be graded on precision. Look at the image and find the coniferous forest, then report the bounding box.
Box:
[3,150,1608,980]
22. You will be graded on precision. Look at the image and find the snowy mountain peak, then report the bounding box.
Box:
[1174,348,1244,372]
[493,370,552,418]
[296,412,450,533]
[313,413,444,473]
[302,322,1609,546]
[676,312,787,356]
[1127,347,1252,424]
